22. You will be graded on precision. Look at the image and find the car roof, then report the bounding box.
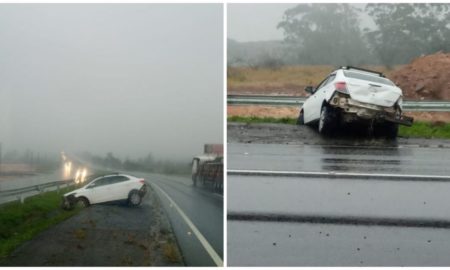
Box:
[337,66,385,77]
[89,173,133,181]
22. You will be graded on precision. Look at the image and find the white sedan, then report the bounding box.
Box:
[298,66,413,138]
[62,173,147,210]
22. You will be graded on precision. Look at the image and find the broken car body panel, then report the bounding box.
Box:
[304,67,413,127]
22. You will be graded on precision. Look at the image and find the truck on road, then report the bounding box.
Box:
[191,144,223,192]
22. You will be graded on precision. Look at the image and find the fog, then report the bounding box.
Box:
[228,4,296,42]
[228,3,450,67]
[228,3,371,42]
[0,4,223,161]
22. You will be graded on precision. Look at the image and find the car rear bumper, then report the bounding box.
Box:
[329,93,413,126]
[139,184,147,197]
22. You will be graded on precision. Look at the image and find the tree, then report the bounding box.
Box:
[365,3,450,66]
[277,4,371,65]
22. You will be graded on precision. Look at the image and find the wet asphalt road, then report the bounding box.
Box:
[129,172,224,266]
[228,123,450,266]
[0,171,60,191]
[229,143,450,176]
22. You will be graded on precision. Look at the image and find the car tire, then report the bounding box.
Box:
[318,105,337,135]
[297,110,304,125]
[61,198,74,210]
[384,122,399,139]
[76,197,90,208]
[128,190,142,206]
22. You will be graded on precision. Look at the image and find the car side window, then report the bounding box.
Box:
[110,176,129,184]
[89,177,111,188]
[315,77,328,91]
[86,177,103,188]
[104,176,120,185]
[324,74,336,86]
[315,75,333,90]
[86,175,129,188]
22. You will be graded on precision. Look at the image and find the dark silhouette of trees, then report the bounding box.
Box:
[277,4,371,65]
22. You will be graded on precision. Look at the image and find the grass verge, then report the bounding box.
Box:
[228,115,297,125]
[0,187,79,262]
[398,121,450,139]
[228,116,450,139]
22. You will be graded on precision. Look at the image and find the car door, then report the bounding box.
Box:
[309,73,336,121]
[303,76,331,123]
[107,176,131,201]
[85,177,116,204]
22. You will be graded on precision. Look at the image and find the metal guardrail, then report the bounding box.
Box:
[0,179,75,204]
[227,95,450,112]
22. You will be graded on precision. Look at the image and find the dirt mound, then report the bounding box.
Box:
[390,52,450,100]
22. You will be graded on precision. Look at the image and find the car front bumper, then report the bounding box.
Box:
[61,195,77,210]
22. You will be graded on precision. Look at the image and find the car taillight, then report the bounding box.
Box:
[335,81,348,94]
[139,179,145,184]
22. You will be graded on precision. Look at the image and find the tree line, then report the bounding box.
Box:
[229,4,450,68]
[80,152,191,175]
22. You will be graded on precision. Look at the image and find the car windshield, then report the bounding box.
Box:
[343,71,395,86]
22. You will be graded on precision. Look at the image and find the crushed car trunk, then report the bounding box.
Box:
[346,81,401,108]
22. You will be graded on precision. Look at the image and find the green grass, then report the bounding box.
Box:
[228,116,450,139]
[0,187,80,261]
[399,121,450,139]
[228,115,297,125]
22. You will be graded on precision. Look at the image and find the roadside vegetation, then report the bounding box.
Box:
[0,187,79,261]
[228,116,450,139]
[228,65,395,93]
[229,4,450,68]
[228,116,297,125]
[78,152,191,176]
[398,122,450,139]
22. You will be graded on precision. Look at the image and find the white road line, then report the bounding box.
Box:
[151,182,223,267]
[228,169,450,181]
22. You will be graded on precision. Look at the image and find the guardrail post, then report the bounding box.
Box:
[18,195,24,204]
[57,184,60,193]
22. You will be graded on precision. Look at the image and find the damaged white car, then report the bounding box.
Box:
[62,173,147,210]
[298,66,413,138]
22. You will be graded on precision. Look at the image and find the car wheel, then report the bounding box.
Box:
[76,197,90,208]
[384,122,399,139]
[128,190,142,206]
[297,110,304,125]
[61,198,74,210]
[318,105,337,135]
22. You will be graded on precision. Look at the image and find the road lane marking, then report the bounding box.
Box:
[228,212,450,229]
[228,169,450,182]
[151,182,223,266]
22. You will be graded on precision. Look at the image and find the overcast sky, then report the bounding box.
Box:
[0,4,223,161]
[228,3,371,42]
[228,4,296,42]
